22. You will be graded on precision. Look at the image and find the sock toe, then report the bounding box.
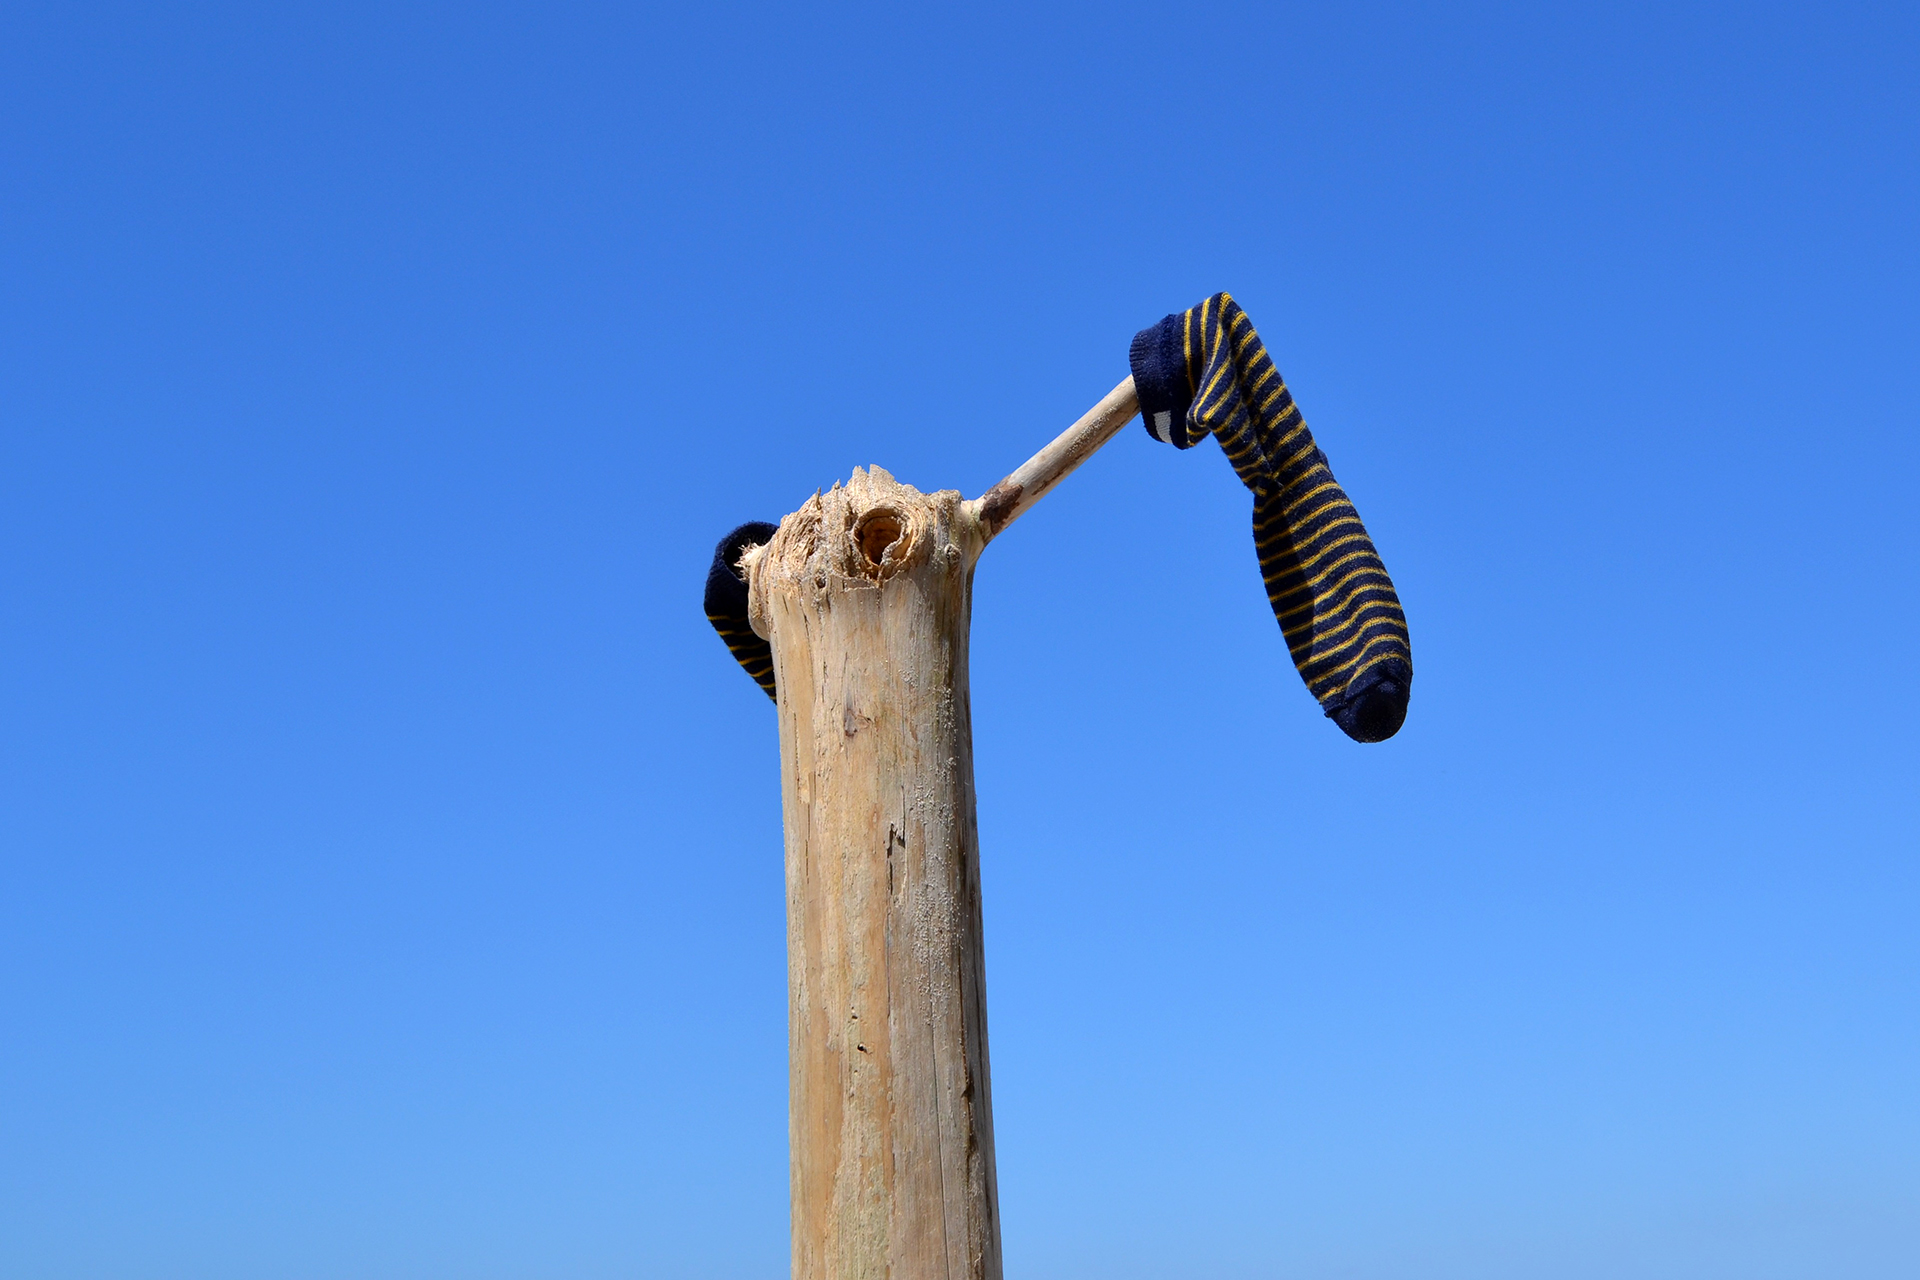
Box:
[1328,662,1410,743]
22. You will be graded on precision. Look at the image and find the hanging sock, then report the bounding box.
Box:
[705,520,779,700]
[1130,293,1411,741]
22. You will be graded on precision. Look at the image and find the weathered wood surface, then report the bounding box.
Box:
[743,467,1001,1280]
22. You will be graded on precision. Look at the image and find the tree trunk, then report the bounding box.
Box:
[743,467,1001,1280]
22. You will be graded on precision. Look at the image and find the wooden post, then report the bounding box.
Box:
[740,382,1141,1280]
[745,467,998,1280]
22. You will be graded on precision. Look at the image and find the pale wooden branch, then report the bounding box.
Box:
[964,375,1139,542]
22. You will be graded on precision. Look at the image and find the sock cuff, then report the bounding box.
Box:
[705,521,780,700]
[1129,313,1199,449]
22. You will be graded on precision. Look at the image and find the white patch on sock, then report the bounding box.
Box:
[1151,410,1175,443]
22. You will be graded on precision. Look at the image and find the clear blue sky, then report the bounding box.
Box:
[3,4,1916,1277]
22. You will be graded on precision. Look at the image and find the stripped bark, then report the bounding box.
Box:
[744,467,1000,1280]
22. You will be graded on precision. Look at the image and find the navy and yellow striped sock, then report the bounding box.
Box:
[704,521,778,700]
[1130,293,1411,742]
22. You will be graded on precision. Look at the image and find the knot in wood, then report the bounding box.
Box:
[851,505,912,580]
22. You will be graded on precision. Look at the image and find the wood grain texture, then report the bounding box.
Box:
[744,467,1002,1280]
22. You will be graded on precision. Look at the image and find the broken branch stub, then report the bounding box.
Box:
[964,375,1139,542]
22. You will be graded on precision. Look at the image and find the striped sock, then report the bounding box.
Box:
[705,520,779,700]
[1130,293,1411,742]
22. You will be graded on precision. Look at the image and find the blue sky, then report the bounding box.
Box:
[2,3,1916,1277]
